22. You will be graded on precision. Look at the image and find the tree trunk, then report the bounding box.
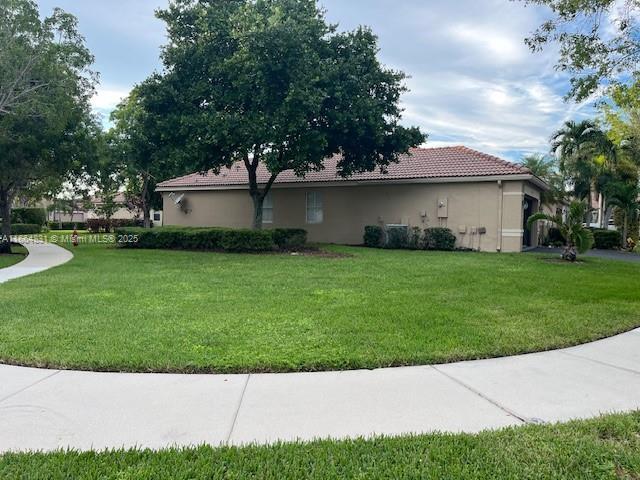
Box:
[251,193,264,230]
[0,189,13,254]
[141,173,151,229]
[623,212,629,249]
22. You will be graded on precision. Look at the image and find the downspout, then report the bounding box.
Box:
[497,180,503,252]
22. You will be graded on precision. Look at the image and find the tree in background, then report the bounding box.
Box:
[519,154,565,207]
[521,0,640,101]
[145,0,425,229]
[528,201,595,261]
[604,181,640,247]
[108,87,176,228]
[551,120,616,225]
[0,0,97,253]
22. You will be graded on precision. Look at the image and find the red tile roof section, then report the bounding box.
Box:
[157,146,532,189]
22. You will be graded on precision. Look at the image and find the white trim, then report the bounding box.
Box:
[503,191,525,196]
[157,174,548,192]
[501,229,524,238]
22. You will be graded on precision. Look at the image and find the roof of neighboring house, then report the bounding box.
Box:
[91,192,128,205]
[157,146,541,190]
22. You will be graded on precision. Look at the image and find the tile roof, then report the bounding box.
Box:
[157,146,533,190]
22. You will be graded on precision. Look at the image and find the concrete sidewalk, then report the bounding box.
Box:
[0,240,73,284]
[1,327,639,452]
[1,241,639,452]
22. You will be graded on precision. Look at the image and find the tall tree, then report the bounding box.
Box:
[520,0,640,101]
[519,153,565,207]
[145,0,425,229]
[108,87,176,228]
[551,120,614,204]
[0,0,96,253]
[605,181,640,246]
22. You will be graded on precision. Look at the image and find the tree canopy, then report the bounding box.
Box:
[144,0,425,228]
[521,0,640,100]
[0,0,97,252]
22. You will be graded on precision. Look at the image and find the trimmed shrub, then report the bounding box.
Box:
[363,225,384,248]
[592,229,622,250]
[115,226,275,253]
[407,226,422,250]
[11,208,47,226]
[87,218,147,233]
[11,223,42,234]
[423,227,456,251]
[220,229,275,252]
[546,227,565,246]
[271,228,307,250]
[385,226,409,249]
[49,222,87,230]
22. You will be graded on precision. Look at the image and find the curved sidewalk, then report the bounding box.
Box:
[0,240,73,284]
[0,242,639,452]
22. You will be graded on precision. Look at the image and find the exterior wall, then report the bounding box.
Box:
[162,179,542,252]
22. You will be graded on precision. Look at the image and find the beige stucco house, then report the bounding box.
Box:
[157,146,548,252]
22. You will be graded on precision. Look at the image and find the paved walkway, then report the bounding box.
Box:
[0,242,639,452]
[529,246,640,263]
[0,240,73,284]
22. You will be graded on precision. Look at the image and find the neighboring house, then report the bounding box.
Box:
[45,193,164,225]
[157,146,549,252]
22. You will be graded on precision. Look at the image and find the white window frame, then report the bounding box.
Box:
[306,191,323,224]
[262,191,273,224]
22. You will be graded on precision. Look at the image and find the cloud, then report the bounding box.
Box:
[91,86,130,111]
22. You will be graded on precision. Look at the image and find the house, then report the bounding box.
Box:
[156,146,549,252]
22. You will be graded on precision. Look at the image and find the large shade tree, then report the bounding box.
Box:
[0,0,96,253]
[144,0,425,229]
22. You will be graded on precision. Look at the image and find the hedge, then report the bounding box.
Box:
[271,228,307,250]
[87,218,147,233]
[11,208,47,226]
[49,222,87,231]
[423,227,456,251]
[10,223,42,235]
[592,229,622,250]
[114,226,307,253]
[363,226,384,248]
[363,225,457,251]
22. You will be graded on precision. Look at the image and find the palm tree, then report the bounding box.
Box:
[519,154,565,207]
[551,120,615,212]
[605,181,640,248]
[527,201,594,261]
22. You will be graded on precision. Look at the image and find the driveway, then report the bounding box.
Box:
[528,247,640,263]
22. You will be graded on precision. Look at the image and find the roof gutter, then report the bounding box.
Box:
[157,174,550,192]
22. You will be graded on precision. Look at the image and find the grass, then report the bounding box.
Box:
[0,245,27,269]
[1,412,639,479]
[0,241,639,373]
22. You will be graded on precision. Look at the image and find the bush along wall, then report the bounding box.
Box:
[10,223,42,235]
[49,222,87,231]
[114,227,307,253]
[363,225,457,251]
[11,208,47,226]
[87,218,148,233]
[592,229,622,250]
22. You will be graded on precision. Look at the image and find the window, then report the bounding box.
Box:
[306,191,323,224]
[153,212,161,222]
[262,192,273,224]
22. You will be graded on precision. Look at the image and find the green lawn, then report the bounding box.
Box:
[1,412,639,479]
[0,242,639,373]
[0,245,27,269]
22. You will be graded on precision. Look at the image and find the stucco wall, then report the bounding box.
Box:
[162,179,538,252]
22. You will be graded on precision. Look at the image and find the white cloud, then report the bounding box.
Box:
[90,86,130,111]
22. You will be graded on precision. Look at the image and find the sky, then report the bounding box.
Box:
[37,0,596,162]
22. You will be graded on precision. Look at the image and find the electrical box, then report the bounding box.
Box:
[437,198,448,218]
[470,226,477,234]
[458,225,467,234]
[478,226,487,235]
